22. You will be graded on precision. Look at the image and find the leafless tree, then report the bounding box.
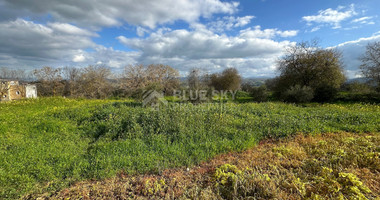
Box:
[62,67,82,96]
[146,64,180,94]
[33,66,64,96]
[360,41,380,89]
[121,64,180,96]
[0,67,30,80]
[78,65,112,99]
[122,64,148,90]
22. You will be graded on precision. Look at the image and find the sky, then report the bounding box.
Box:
[0,0,380,78]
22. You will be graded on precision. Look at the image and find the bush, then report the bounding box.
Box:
[283,85,314,103]
[214,164,276,199]
[313,85,338,102]
[250,85,269,102]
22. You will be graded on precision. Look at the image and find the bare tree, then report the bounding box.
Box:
[78,65,112,99]
[146,64,180,94]
[33,66,64,96]
[0,67,30,80]
[62,67,82,96]
[122,64,148,90]
[122,64,179,96]
[360,41,380,89]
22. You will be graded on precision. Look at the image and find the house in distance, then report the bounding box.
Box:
[0,80,37,101]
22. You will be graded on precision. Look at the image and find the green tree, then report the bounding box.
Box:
[210,68,241,91]
[273,41,345,102]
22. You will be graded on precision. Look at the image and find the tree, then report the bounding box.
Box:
[33,66,64,96]
[210,68,241,91]
[273,41,345,102]
[78,65,112,99]
[122,64,148,90]
[250,85,269,102]
[0,67,30,80]
[187,68,210,90]
[360,41,380,90]
[146,64,180,95]
[121,64,180,96]
[62,66,82,97]
[188,68,201,90]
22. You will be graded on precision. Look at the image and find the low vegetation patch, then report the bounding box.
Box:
[33,133,380,199]
[0,98,379,199]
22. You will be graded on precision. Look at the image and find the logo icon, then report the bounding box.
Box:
[142,90,168,109]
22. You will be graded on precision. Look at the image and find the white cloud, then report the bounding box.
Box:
[234,16,255,27]
[310,26,321,32]
[136,27,149,37]
[48,23,99,37]
[207,15,255,32]
[2,0,239,29]
[0,19,139,70]
[302,4,357,29]
[0,19,95,61]
[72,54,86,62]
[332,34,380,78]
[88,47,140,68]
[118,28,293,60]
[239,26,298,39]
[117,27,297,76]
[351,16,375,25]
[277,30,299,37]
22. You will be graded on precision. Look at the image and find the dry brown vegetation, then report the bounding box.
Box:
[29,132,379,200]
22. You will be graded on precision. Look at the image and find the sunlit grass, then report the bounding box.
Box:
[0,98,379,199]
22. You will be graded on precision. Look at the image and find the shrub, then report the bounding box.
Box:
[250,85,269,102]
[214,164,277,199]
[283,85,314,103]
[313,85,338,102]
[307,167,372,199]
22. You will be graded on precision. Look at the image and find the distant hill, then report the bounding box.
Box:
[242,77,270,87]
[346,77,369,84]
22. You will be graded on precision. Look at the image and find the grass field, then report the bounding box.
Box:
[0,98,379,199]
[44,132,380,199]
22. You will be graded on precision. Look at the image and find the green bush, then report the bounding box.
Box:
[313,85,338,102]
[283,85,314,103]
[250,85,269,102]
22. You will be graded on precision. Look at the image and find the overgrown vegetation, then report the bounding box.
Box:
[1,98,379,199]
[33,132,379,199]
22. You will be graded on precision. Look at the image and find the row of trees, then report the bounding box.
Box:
[29,64,181,98]
[1,63,242,99]
[0,67,32,80]
[243,41,380,103]
[187,68,241,91]
[1,41,379,102]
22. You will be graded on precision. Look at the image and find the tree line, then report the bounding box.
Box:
[1,41,379,102]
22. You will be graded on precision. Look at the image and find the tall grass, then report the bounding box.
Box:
[0,98,379,199]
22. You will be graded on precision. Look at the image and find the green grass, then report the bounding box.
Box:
[1,98,379,199]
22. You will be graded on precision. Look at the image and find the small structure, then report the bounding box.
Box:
[0,80,37,101]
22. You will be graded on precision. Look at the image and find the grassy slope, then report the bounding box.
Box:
[0,98,379,199]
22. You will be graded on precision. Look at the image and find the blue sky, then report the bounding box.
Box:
[0,0,379,78]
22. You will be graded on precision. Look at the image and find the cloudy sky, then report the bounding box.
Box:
[0,0,379,78]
